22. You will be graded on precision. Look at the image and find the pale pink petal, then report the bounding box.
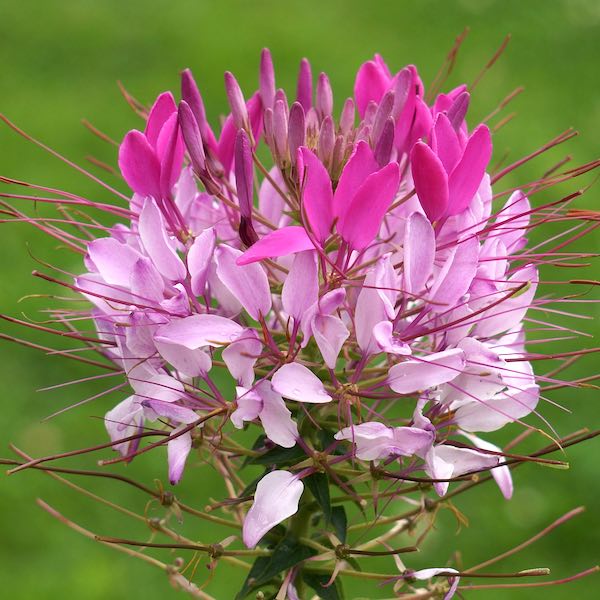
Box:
[231,387,262,429]
[403,211,435,295]
[338,162,400,251]
[237,226,315,265]
[298,147,334,242]
[155,339,211,378]
[130,257,165,304]
[187,227,216,296]
[410,142,449,222]
[256,381,299,448]
[155,314,243,349]
[282,250,319,320]
[141,398,199,424]
[312,314,350,369]
[138,199,187,281]
[87,237,144,287]
[243,471,304,548]
[118,130,161,199]
[271,362,332,404]
[167,426,192,485]
[412,568,460,600]
[222,329,262,387]
[388,349,466,394]
[215,245,272,321]
[429,236,479,309]
[355,262,389,355]
[373,321,411,355]
[105,396,144,457]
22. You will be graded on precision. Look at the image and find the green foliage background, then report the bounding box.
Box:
[0,0,598,598]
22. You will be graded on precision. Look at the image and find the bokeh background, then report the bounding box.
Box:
[0,0,598,598]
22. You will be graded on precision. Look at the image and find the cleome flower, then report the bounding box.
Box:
[1,44,598,599]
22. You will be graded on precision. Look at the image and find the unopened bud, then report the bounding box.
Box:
[259,48,276,110]
[288,102,306,165]
[316,72,333,121]
[224,71,248,130]
[296,57,313,110]
[318,115,335,166]
[340,97,355,135]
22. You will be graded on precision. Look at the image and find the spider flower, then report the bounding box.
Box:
[1,46,597,599]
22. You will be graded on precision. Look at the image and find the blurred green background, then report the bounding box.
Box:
[0,0,598,598]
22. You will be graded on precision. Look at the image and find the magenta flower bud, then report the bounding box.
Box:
[178,101,207,176]
[224,71,249,130]
[288,102,306,165]
[296,57,312,110]
[263,107,274,146]
[274,88,289,112]
[340,97,355,135]
[317,115,335,165]
[372,89,395,146]
[374,117,395,167]
[259,48,276,110]
[234,129,254,218]
[316,72,333,120]
[392,66,413,118]
[273,99,289,162]
[363,100,378,127]
[447,91,470,131]
[181,68,211,142]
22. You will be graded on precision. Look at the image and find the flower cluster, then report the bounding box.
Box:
[2,47,598,599]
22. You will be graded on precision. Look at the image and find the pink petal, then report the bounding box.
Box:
[236,226,315,265]
[332,141,378,219]
[271,362,332,404]
[298,147,334,242]
[338,162,400,251]
[215,245,272,321]
[155,314,244,349]
[138,199,187,281]
[282,251,319,320]
[167,426,192,484]
[130,257,165,304]
[403,211,435,295]
[410,142,449,222]
[142,398,199,424]
[243,471,304,548]
[187,227,216,296]
[145,91,177,149]
[118,130,161,199]
[447,125,492,215]
[105,396,144,457]
[388,348,466,394]
[373,321,411,355]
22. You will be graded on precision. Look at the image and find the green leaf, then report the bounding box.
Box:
[306,472,331,523]
[331,505,347,543]
[235,534,316,599]
[302,571,344,600]
[248,444,307,467]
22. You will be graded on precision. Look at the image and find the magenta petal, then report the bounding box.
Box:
[403,211,435,295]
[271,362,332,404]
[157,113,185,198]
[242,471,304,548]
[236,226,315,265]
[155,314,244,349]
[338,162,400,251]
[388,348,466,394]
[353,59,390,118]
[410,142,449,222]
[447,124,492,215]
[118,130,161,199]
[145,91,177,149]
[333,141,378,220]
[215,245,272,321]
[138,199,187,281]
[298,147,334,242]
[167,426,192,485]
[431,113,462,173]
